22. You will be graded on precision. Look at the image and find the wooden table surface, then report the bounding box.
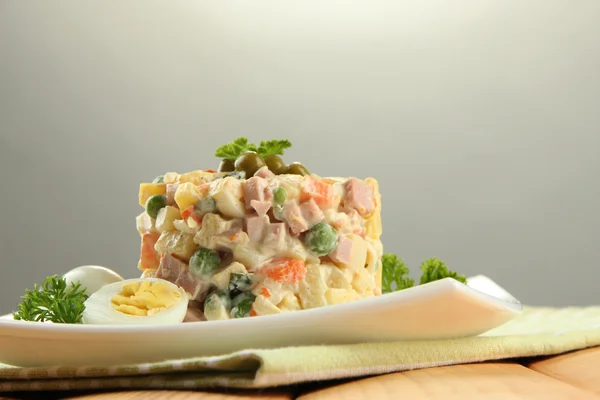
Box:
[2,346,599,400]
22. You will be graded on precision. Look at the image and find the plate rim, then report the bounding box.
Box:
[0,276,522,338]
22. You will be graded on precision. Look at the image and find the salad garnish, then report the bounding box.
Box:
[13,275,88,323]
[214,137,306,177]
[215,137,258,160]
[381,254,414,293]
[382,254,467,293]
[215,137,292,160]
[419,257,467,285]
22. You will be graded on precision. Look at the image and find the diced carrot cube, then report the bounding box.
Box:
[260,258,306,283]
[140,232,161,269]
[181,206,203,225]
[260,287,272,298]
[301,177,334,208]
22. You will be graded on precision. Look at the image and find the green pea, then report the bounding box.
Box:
[230,292,256,318]
[304,223,338,256]
[145,194,167,219]
[196,196,217,215]
[189,247,221,278]
[264,155,287,175]
[273,187,287,205]
[218,159,235,173]
[152,175,164,184]
[229,273,253,295]
[286,162,309,176]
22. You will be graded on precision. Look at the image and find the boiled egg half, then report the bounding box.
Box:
[63,265,124,297]
[82,278,189,325]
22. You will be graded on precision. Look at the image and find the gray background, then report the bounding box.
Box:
[0,1,598,314]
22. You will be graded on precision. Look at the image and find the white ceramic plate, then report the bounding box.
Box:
[0,276,521,368]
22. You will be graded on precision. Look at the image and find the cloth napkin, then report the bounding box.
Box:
[1,306,600,392]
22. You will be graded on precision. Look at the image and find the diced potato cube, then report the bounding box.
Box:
[277,292,301,312]
[365,212,382,240]
[204,293,231,321]
[252,295,281,316]
[364,177,382,239]
[375,262,383,296]
[272,174,303,202]
[336,234,368,272]
[163,172,180,184]
[278,236,312,263]
[325,288,360,305]
[139,183,166,207]
[299,263,327,309]
[232,243,268,271]
[364,237,383,274]
[351,266,376,295]
[178,170,217,185]
[155,206,182,232]
[174,182,203,210]
[210,177,245,218]
[136,212,157,234]
[141,269,157,279]
[320,263,352,290]
[212,262,248,291]
[154,231,197,262]
[194,213,246,250]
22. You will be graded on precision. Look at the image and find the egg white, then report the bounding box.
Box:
[81,278,189,325]
[63,265,124,297]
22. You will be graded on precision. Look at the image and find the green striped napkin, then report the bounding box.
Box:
[1,306,600,392]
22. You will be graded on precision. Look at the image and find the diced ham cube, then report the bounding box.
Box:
[283,202,309,234]
[175,269,211,302]
[299,198,324,228]
[156,254,211,302]
[344,178,375,215]
[329,235,352,264]
[243,177,273,210]
[155,253,184,281]
[263,222,286,250]
[254,166,275,179]
[250,200,272,217]
[184,301,207,322]
[166,184,179,206]
[246,215,270,243]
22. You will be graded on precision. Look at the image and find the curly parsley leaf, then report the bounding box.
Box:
[215,137,292,160]
[12,275,88,324]
[214,137,258,160]
[419,257,467,285]
[256,140,292,159]
[382,253,415,293]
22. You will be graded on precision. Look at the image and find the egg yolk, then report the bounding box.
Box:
[111,281,181,317]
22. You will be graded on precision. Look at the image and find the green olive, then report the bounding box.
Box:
[218,159,235,172]
[286,162,309,176]
[234,151,266,177]
[264,155,287,175]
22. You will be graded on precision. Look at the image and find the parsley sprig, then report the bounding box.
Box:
[256,139,292,158]
[419,257,467,285]
[215,137,257,160]
[12,275,88,323]
[382,253,467,293]
[215,137,292,160]
[382,254,414,293]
